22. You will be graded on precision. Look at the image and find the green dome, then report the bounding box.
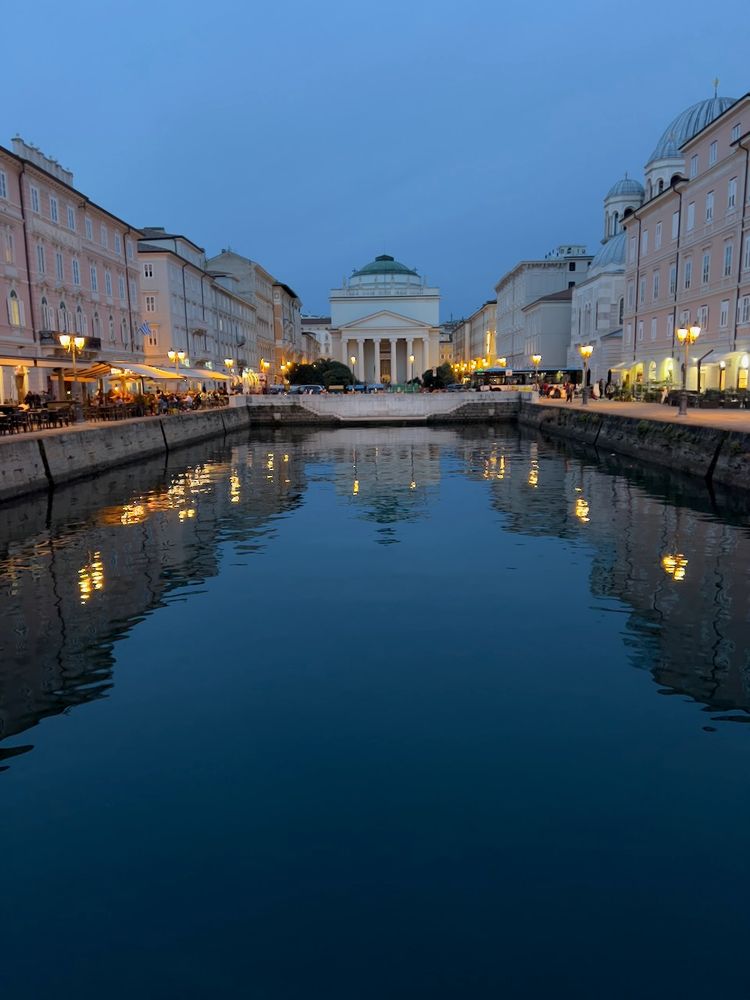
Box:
[353,254,418,277]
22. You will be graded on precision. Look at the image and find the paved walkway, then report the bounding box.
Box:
[531,397,750,432]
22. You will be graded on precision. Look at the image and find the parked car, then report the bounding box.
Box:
[291,384,325,394]
[267,384,287,395]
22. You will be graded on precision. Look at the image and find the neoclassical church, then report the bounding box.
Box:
[330,255,440,384]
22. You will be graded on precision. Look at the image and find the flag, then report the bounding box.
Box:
[138,321,151,338]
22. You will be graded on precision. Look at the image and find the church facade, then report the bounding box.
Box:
[330,255,440,384]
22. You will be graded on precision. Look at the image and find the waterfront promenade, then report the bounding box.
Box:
[532,396,750,433]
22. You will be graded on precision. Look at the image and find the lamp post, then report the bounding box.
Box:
[59,334,86,418]
[531,353,541,386]
[675,325,700,415]
[167,349,186,378]
[409,353,415,382]
[350,355,356,386]
[579,344,594,405]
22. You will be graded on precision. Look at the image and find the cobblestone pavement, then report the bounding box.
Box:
[531,396,750,432]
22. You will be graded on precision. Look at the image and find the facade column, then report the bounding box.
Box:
[372,337,382,383]
[356,340,364,382]
[406,338,414,382]
[423,336,431,373]
[342,336,349,366]
[390,338,398,384]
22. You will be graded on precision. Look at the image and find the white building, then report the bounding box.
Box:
[567,177,644,383]
[138,228,256,380]
[301,315,332,357]
[495,245,592,370]
[330,254,440,384]
[522,287,575,370]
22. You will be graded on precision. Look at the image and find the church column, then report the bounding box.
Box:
[342,336,349,366]
[390,338,398,384]
[422,337,431,373]
[356,340,364,382]
[406,338,414,381]
[372,337,382,383]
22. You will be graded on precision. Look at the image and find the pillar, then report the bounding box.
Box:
[422,337,431,373]
[406,338,414,382]
[342,337,350,365]
[390,338,398,384]
[356,340,364,382]
[372,337,382,383]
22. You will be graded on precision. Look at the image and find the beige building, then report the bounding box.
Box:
[0,137,143,401]
[622,93,749,391]
[273,281,303,378]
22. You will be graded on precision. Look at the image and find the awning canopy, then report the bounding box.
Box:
[178,366,232,382]
[109,361,183,380]
[62,362,113,382]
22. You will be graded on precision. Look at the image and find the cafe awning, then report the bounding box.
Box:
[61,362,113,382]
[109,361,183,380]
[177,366,232,382]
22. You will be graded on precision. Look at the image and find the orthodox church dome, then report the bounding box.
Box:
[606,176,644,199]
[353,254,418,277]
[589,231,626,275]
[647,96,738,164]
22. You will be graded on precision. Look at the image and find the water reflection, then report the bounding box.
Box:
[1,426,750,769]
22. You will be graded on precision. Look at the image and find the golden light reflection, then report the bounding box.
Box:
[119,503,146,525]
[352,479,360,495]
[661,553,688,582]
[78,551,104,604]
[528,461,539,488]
[575,497,590,523]
[409,480,417,490]
[230,473,241,503]
[178,508,196,521]
[483,451,506,481]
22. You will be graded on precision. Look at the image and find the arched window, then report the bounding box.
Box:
[658,179,664,194]
[120,317,128,345]
[41,296,52,329]
[7,289,22,326]
[75,305,85,335]
[58,301,68,332]
[108,314,115,342]
[613,211,619,234]
[93,311,101,338]
[618,297,624,324]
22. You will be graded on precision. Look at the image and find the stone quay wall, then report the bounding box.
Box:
[4,394,750,504]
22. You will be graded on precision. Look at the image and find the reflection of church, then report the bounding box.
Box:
[330,255,440,383]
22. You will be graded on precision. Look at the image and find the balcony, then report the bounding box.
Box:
[38,330,102,352]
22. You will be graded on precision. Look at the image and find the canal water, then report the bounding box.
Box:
[1,426,749,998]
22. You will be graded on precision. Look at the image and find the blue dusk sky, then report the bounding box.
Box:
[3,0,748,318]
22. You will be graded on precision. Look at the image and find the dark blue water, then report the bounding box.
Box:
[1,426,749,998]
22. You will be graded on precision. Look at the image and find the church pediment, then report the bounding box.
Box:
[339,310,433,331]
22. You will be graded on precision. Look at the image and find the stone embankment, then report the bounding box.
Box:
[518,400,750,492]
[3,392,750,504]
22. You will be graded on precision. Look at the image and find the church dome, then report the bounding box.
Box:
[353,254,418,277]
[647,96,738,164]
[589,231,626,275]
[606,176,644,199]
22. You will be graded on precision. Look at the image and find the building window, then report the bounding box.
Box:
[30,185,40,213]
[690,154,698,178]
[108,315,115,343]
[75,305,84,335]
[93,312,100,338]
[686,203,695,231]
[652,271,660,300]
[626,281,634,310]
[655,222,662,250]
[700,252,709,284]
[666,314,674,340]
[626,323,632,344]
[58,302,68,331]
[637,321,643,341]
[0,170,7,199]
[618,297,624,324]
[104,269,112,296]
[705,191,714,222]
[143,262,153,278]
[568,261,575,271]
[741,296,750,325]
[651,317,657,340]
[90,265,98,291]
[720,299,729,328]
[697,305,708,328]
[639,277,646,304]
[728,177,737,210]
[671,211,679,239]
[629,236,636,263]
[126,239,133,260]
[41,296,51,329]
[121,317,128,345]
[36,244,45,274]
[85,217,93,240]
[669,263,677,296]
[684,259,692,289]
[118,275,126,300]
[67,205,76,230]
[55,252,64,282]
[7,289,21,326]
[49,196,58,223]
[145,295,156,312]
[114,233,121,255]
[642,230,649,255]
[4,230,14,263]
[709,140,718,165]
[724,243,733,277]
[731,124,741,142]
[100,224,108,248]
[745,236,750,271]
[72,258,80,285]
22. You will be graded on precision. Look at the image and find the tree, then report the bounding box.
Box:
[421,362,456,390]
[286,359,355,388]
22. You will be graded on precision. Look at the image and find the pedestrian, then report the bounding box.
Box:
[566,382,574,403]
[660,386,669,404]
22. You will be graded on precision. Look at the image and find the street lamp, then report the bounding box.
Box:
[531,354,542,382]
[675,325,700,415]
[59,334,86,413]
[167,349,186,377]
[409,353,415,382]
[496,357,507,368]
[579,344,594,405]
